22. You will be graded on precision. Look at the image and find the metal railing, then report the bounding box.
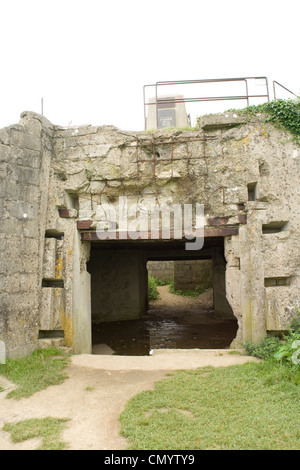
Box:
[143,76,298,129]
[143,76,270,128]
[273,81,297,101]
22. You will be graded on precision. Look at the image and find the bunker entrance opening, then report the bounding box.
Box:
[87,237,238,356]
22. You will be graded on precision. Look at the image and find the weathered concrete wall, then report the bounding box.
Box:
[173,259,212,292]
[0,113,54,358]
[147,261,174,283]
[88,249,146,322]
[1,109,300,357]
[148,259,213,293]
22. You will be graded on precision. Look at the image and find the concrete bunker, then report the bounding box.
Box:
[2,109,300,359]
[87,236,238,355]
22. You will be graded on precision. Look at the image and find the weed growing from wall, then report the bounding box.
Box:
[148,276,160,301]
[229,98,300,145]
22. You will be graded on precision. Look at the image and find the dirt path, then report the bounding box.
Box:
[0,350,259,450]
[152,286,214,314]
[0,287,257,450]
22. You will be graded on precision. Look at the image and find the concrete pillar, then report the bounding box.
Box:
[212,247,235,319]
[224,235,243,346]
[239,221,266,344]
[72,236,92,354]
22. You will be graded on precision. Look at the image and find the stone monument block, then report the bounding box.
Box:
[146,95,189,130]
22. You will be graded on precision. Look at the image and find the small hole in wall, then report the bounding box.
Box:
[45,229,64,240]
[262,221,289,234]
[264,277,291,287]
[38,330,65,339]
[267,330,287,339]
[247,182,258,201]
[42,279,64,288]
[65,192,79,210]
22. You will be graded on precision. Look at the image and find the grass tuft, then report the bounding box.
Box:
[3,417,70,450]
[169,281,208,298]
[120,361,300,450]
[0,348,70,400]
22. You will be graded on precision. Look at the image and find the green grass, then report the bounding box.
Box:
[0,348,70,400]
[3,417,70,450]
[169,281,208,298]
[119,361,300,450]
[151,278,170,286]
[148,276,209,300]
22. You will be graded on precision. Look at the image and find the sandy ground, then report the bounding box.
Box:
[0,349,259,451]
[0,287,259,450]
[149,286,215,320]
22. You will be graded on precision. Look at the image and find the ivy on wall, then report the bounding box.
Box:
[235,98,300,145]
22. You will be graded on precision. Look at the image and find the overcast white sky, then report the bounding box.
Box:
[0,0,299,131]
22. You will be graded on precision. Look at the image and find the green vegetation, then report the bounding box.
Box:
[148,276,160,301]
[243,310,300,384]
[0,349,71,449]
[151,278,170,286]
[243,336,282,360]
[169,281,208,298]
[228,98,300,145]
[0,348,70,400]
[148,276,208,300]
[119,361,300,450]
[244,333,300,374]
[120,312,300,450]
[3,417,70,450]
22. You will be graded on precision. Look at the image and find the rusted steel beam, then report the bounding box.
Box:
[77,220,93,230]
[238,214,247,224]
[204,227,238,237]
[58,208,71,218]
[59,208,78,219]
[80,226,239,241]
[206,216,229,226]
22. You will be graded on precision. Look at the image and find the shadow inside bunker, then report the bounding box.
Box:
[92,288,238,356]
